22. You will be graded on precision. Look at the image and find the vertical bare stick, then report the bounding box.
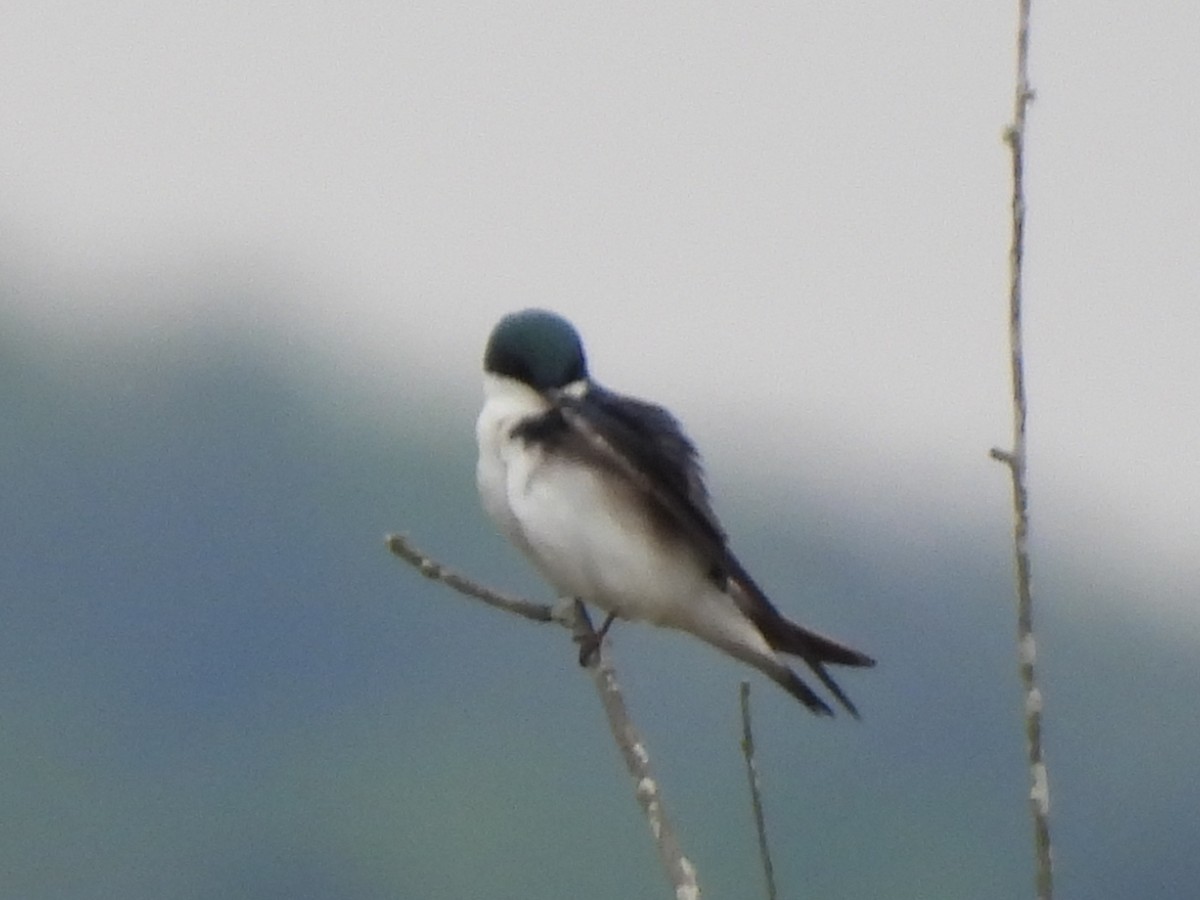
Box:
[739,682,778,900]
[991,1,1055,898]
[570,601,702,900]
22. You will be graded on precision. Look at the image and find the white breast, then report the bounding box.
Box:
[475,374,714,625]
[475,374,545,553]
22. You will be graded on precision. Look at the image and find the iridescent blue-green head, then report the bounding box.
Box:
[483,309,588,391]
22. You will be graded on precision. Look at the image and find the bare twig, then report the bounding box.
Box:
[385,532,701,900]
[573,601,701,900]
[739,682,778,900]
[991,2,1055,898]
[386,533,554,622]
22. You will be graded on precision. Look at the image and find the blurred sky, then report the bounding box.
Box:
[3,1,1197,624]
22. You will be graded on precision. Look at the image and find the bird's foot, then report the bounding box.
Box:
[576,632,601,666]
[575,612,616,667]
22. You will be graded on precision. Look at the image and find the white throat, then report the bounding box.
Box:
[481,372,549,414]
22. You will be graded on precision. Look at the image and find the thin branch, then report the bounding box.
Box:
[739,682,778,900]
[992,1,1055,898]
[573,601,701,900]
[385,532,701,900]
[386,533,555,622]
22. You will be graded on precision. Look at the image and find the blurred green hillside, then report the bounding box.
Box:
[1,308,1196,900]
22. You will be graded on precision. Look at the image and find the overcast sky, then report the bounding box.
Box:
[3,2,1197,622]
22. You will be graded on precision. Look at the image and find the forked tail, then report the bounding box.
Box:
[762,618,875,718]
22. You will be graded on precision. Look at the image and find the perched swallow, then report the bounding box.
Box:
[475,309,874,716]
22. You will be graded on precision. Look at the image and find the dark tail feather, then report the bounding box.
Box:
[768,667,834,717]
[805,659,862,719]
[706,626,837,717]
[763,619,875,718]
[773,620,876,668]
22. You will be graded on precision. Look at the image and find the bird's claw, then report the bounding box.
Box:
[576,632,602,667]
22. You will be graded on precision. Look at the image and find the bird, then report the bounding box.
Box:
[475,308,875,716]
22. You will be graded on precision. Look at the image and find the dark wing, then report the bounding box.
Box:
[554,385,789,606]
[554,384,727,559]
[554,384,875,714]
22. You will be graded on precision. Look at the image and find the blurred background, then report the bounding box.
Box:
[3,3,1198,898]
